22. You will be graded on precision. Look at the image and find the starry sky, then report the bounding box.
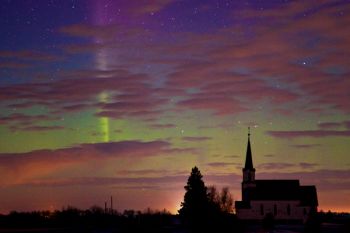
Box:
[1,0,350,214]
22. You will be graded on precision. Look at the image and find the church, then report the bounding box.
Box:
[235,129,318,222]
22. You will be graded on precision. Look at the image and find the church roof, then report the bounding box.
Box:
[245,180,318,206]
[299,185,318,206]
[247,180,300,201]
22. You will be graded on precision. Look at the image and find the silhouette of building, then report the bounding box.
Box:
[235,128,318,222]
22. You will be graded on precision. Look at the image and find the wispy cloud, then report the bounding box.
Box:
[266,130,350,138]
[0,140,172,186]
[257,162,319,170]
[290,144,322,149]
[182,136,211,142]
[206,162,240,168]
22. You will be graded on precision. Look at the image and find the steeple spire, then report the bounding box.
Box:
[244,127,254,170]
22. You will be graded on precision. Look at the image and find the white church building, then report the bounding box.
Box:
[235,129,318,222]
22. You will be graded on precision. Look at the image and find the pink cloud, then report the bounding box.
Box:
[0,61,30,69]
[128,0,175,15]
[21,175,187,188]
[257,162,319,170]
[206,162,240,168]
[149,123,176,129]
[0,50,60,62]
[299,162,319,169]
[0,113,54,124]
[290,144,322,149]
[162,147,200,155]
[59,24,120,40]
[266,130,350,138]
[0,140,171,186]
[116,169,187,177]
[11,125,65,132]
[257,162,295,170]
[177,96,247,115]
[0,69,170,126]
[344,121,350,129]
[318,122,343,129]
[317,121,350,130]
[116,169,169,176]
[0,113,64,132]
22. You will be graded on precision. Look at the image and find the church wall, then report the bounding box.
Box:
[237,200,311,222]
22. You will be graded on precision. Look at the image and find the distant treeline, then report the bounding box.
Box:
[0,206,176,232]
[318,210,350,224]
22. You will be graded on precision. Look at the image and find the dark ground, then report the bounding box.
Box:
[0,223,348,233]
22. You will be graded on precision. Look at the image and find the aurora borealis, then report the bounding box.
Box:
[1,0,350,214]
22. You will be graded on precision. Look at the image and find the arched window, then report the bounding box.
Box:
[274,204,277,216]
[260,204,264,215]
[287,204,291,216]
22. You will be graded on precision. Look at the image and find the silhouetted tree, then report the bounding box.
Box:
[211,186,234,213]
[179,166,208,231]
[206,186,239,232]
[207,186,234,214]
[207,186,221,214]
[219,187,234,213]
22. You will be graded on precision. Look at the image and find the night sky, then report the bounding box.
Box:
[1,0,350,214]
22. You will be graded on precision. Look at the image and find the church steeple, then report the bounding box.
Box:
[244,127,254,170]
[242,127,255,185]
[241,128,256,202]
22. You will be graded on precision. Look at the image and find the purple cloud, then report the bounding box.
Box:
[149,123,176,129]
[257,162,295,170]
[0,140,172,185]
[318,122,343,129]
[290,144,322,149]
[206,162,240,168]
[266,130,350,138]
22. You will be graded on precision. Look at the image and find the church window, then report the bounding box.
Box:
[274,204,277,216]
[260,204,264,215]
[287,204,291,216]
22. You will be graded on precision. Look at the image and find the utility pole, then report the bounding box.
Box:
[110,196,113,214]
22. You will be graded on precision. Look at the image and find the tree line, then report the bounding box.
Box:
[179,166,242,232]
[0,207,174,232]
